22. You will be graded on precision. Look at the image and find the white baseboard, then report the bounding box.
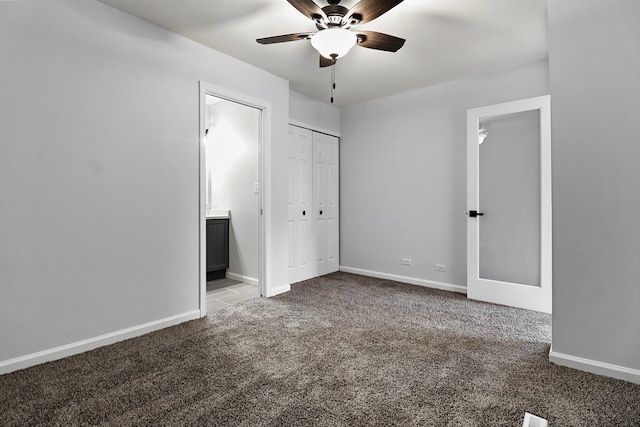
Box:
[549,346,640,385]
[339,266,467,294]
[226,271,258,287]
[0,310,201,376]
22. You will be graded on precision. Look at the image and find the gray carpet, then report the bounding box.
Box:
[1,272,639,426]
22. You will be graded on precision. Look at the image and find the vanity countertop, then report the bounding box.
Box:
[206,209,230,219]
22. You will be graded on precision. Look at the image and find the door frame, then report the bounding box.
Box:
[466,95,552,313]
[199,81,270,316]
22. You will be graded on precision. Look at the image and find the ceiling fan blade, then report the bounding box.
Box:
[287,0,327,21]
[345,0,404,25]
[256,32,314,45]
[356,31,405,52]
[319,55,336,68]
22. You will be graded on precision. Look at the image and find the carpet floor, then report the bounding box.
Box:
[1,272,639,426]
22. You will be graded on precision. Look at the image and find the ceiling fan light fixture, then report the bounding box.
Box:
[311,28,357,59]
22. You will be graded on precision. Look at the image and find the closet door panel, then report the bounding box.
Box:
[288,125,315,283]
[298,132,314,280]
[314,136,326,271]
[313,132,339,275]
[287,133,297,281]
[325,134,339,273]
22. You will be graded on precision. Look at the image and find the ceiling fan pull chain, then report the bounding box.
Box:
[330,63,335,103]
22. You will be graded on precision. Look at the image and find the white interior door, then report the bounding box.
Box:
[288,126,315,283]
[467,95,552,313]
[313,132,339,275]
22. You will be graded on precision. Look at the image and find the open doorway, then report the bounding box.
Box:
[199,83,265,315]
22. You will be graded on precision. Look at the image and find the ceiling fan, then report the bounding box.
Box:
[256,0,406,67]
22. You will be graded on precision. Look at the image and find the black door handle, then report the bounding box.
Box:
[319,210,323,215]
[469,210,484,217]
[302,210,306,216]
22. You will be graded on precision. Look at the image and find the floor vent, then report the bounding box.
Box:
[522,412,549,427]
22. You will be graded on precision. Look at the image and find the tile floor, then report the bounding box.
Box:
[206,278,260,312]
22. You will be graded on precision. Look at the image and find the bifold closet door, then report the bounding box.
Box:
[287,126,315,284]
[313,132,339,275]
[288,125,339,284]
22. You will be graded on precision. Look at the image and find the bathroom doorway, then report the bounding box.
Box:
[199,83,266,315]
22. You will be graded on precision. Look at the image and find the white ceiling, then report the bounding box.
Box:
[98,0,548,107]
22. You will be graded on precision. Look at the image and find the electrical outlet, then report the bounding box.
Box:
[435,264,446,272]
[401,258,412,266]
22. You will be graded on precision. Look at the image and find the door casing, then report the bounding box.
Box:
[199,81,269,316]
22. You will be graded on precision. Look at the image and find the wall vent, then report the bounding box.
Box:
[522,412,548,427]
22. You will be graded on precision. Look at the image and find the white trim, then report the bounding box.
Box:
[339,266,467,294]
[289,119,341,138]
[199,81,270,315]
[549,346,640,385]
[226,272,259,288]
[0,310,200,375]
[199,83,208,317]
[265,283,291,297]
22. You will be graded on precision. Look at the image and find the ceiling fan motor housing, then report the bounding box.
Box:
[319,4,350,28]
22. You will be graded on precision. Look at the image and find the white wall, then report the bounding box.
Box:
[548,0,640,382]
[0,0,289,371]
[339,59,549,290]
[206,99,260,281]
[289,90,340,135]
